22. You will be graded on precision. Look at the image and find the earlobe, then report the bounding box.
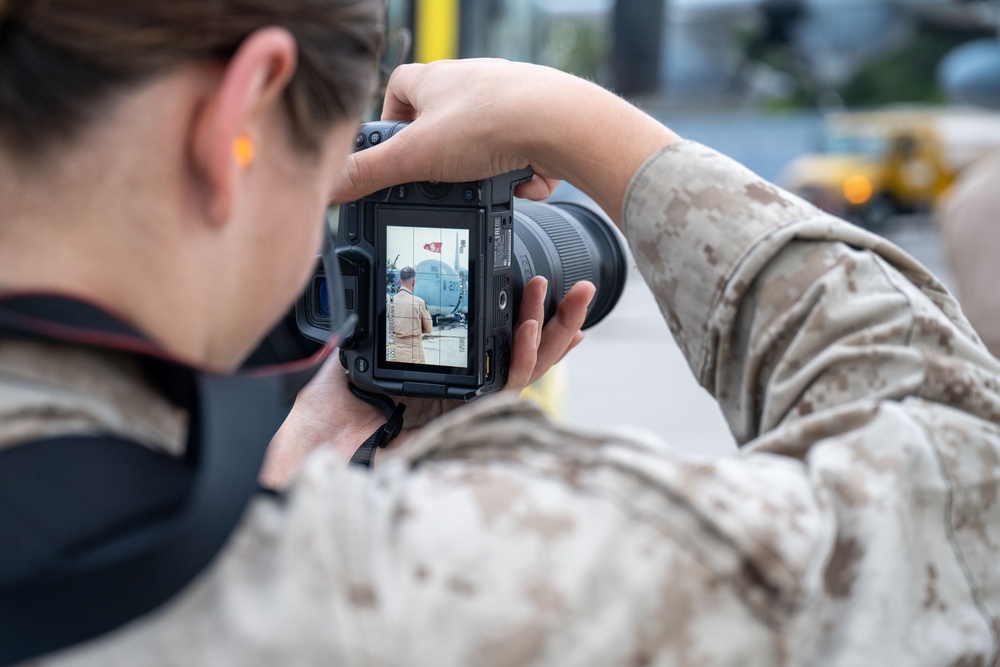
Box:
[187,28,298,227]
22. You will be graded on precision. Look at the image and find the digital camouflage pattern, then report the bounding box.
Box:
[7,141,1000,666]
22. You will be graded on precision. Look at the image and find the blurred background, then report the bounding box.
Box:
[381,0,1000,456]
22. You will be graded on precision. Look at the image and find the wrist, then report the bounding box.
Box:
[261,398,384,489]
[513,68,680,226]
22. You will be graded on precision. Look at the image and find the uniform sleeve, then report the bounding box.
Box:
[369,397,808,667]
[420,300,432,334]
[623,140,1000,443]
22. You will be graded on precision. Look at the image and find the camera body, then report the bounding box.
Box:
[298,121,532,400]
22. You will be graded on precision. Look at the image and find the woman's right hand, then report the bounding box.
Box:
[335,59,680,227]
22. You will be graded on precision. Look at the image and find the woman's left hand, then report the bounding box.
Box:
[260,275,594,489]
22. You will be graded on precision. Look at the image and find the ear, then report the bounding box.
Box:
[190,28,298,226]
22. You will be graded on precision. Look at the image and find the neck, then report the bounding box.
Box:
[0,213,224,369]
[0,73,234,370]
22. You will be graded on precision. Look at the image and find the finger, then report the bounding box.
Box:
[333,67,426,202]
[513,175,561,201]
[335,145,392,202]
[335,129,425,202]
[530,281,595,385]
[516,276,548,332]
[379,63,423,121]
[506,319,539,391]
[507,277,548,390]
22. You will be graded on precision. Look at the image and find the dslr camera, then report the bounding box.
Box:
[297,121,627,400]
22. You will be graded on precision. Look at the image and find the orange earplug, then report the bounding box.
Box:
[233,134,255,168]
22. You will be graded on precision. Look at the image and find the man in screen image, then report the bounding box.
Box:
[390,266,432,363]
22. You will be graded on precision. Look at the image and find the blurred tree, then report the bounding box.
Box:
[546,20,608,82]
[838,26,968,106]
[753,22,974,109]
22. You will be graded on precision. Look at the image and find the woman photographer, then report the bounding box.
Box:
[3,1,1000,665]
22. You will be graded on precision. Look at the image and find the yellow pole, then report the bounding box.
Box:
[415,0,460,63]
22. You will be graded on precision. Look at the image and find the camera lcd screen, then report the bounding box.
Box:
[379,208,474,372]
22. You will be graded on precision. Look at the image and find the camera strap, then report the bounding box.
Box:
[347,384,405,468]
[0,294,334,666]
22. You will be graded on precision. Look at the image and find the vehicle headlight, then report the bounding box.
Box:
[843,175,873,206]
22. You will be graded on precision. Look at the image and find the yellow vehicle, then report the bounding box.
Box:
[781,108,1000,227]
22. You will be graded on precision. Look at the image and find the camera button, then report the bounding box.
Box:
[345,204,359,242]
[354,133,366,149]
[368,131,382,145]
[355,358,369,374]
[498,289,509,312]
[396,185,409,199]
[463,187,478,202]
[416,181,451,200]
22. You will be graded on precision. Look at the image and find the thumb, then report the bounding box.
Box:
[334,143,401,203]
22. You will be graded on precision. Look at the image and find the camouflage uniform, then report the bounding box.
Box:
[8,141,1000,666]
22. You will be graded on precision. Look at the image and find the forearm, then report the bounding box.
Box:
[498,65,680,225]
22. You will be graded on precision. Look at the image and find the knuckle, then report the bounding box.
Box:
[346,154,377,199]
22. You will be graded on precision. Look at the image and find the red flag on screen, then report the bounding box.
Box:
[423,242,442,253]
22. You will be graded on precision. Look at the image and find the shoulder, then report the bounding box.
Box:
[309,394,822,663]
[0,338,186,455]
[377,394,826,605]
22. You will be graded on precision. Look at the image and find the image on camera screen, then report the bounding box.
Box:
[384,225,470,369]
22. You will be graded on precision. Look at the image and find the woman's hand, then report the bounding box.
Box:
[335,59,679,225]
[259,275,594,489]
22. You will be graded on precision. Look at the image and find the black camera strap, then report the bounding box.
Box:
[347,384,405,468]
[0,295,327,666]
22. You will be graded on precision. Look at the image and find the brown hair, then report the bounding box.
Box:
[0,0,385,157]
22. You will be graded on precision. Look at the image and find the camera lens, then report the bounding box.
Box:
[512,201,627,330]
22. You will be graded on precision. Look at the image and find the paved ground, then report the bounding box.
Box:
[557,111,956,456]
[421,327,469,368]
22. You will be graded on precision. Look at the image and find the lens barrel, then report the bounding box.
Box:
[512,201,627,330]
